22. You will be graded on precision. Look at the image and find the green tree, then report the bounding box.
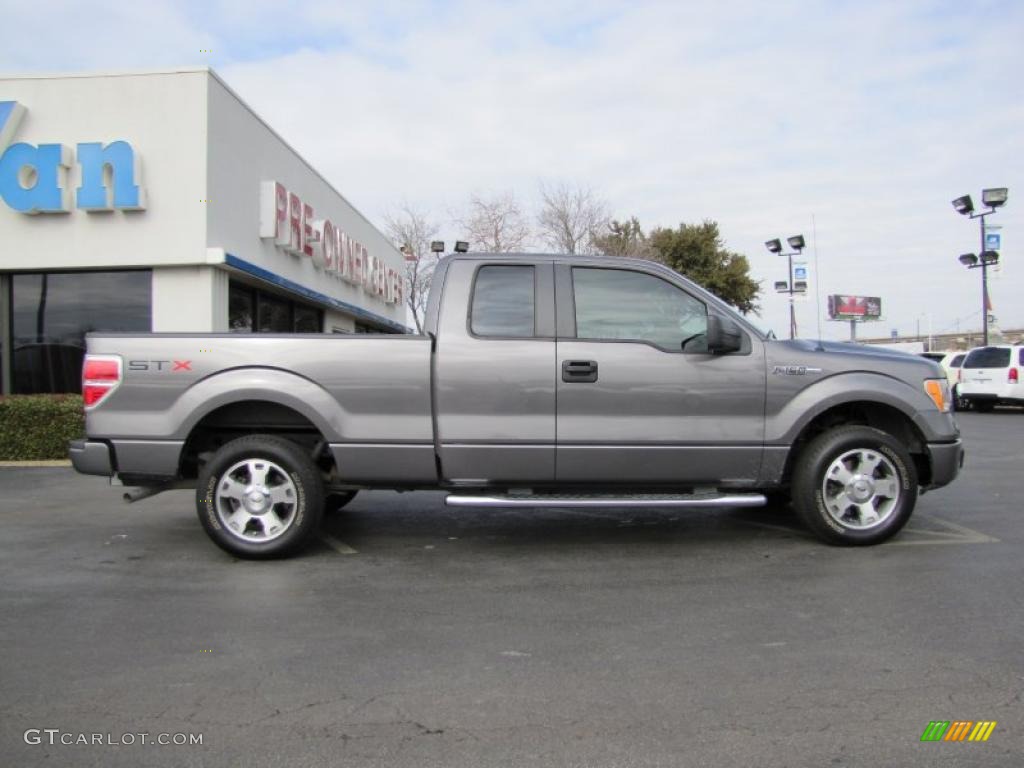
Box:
[648,220,760,314]
[592,217,654,259]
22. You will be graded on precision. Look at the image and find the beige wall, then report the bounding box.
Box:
[0,70,209,271]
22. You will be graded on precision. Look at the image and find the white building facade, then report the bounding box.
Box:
[0,68,407,395]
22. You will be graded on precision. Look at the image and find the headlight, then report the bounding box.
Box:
[924,378,952,413]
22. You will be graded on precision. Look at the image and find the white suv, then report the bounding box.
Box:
[959,345,1023,412]
[939,351,968,410]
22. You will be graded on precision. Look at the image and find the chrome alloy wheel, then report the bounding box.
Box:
[821,448,901,531]
[214,459,298,543]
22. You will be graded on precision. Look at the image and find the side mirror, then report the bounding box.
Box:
[706,314,743,354]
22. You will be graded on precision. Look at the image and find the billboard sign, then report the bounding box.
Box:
[828,295,882,320]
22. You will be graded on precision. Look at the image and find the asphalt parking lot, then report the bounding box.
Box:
[1,411,1022,767]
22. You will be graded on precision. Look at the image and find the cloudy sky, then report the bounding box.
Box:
[3,0,1021,340]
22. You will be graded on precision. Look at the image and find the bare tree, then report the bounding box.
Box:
[536,181,610,254]
[382,203,439,333]
[457,190,531,253]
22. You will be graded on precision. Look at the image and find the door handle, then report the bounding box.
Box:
[562,359,598,383]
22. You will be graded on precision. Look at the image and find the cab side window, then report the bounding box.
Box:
[470,265,536,337]
[572,267,707,351]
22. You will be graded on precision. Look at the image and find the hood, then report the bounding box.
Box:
[769,339,943,378]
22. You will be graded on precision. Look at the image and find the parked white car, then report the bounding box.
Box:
[959,345,1023,412]
[938,351,969,410]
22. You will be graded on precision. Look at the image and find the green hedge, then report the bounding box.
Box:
[0,395,85,461]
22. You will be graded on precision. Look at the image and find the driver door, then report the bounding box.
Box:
[555,264,766,485]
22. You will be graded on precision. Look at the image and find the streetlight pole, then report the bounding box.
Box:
[978,214,989,346]
[952,188,1008,347]
[765,235,806,340]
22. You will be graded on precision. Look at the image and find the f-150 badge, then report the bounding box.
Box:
[772,365,822,375]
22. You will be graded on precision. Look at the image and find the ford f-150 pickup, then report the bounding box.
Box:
[70,253,963,558]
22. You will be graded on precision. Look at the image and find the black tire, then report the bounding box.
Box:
[324,490,358,514]
[974,401,995,413]
[196,434,324,559]
[792,425,917,546]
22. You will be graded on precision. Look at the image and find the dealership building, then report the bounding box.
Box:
[0,67,408,395]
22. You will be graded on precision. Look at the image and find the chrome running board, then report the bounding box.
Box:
[445,492,766,509]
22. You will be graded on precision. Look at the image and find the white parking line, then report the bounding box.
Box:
[889,515,999,546]
[317,532,358,555]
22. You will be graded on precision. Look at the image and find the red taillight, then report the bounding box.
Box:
[83,359,120,381]
[82,355,122,409]
[1010,367,1019,384]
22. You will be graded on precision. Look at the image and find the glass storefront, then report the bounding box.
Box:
[8,270,151,394]
[228,280,324,334]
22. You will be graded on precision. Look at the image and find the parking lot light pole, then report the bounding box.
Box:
[766,235,806,339]
[952,188,1008,346]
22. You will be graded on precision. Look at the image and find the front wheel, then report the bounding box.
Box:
[196,435,324,559]
[792,426,917,546]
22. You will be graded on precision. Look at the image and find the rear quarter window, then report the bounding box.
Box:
[470,265,536,337]
[964,347,1011,368]
[951,354,965,367]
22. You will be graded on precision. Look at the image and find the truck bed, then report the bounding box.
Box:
[84,333,435,483]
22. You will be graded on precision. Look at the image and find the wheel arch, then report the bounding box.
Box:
[179,399,334,480]
[780,399,931,487]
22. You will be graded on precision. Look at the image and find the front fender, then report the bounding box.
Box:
[767,371,948,445]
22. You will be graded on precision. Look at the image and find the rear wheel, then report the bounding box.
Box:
[792,426,917,546]
[196,434,323,559]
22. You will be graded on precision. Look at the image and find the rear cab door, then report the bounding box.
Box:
[433,257,556,484]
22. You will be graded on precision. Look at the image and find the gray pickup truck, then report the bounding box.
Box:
[70,253,963,557]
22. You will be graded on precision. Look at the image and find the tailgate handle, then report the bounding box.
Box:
[562,359,598,383]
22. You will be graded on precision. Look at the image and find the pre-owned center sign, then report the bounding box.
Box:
[259,180,402,306]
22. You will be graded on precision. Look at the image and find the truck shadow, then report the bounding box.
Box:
[319,494,814,557]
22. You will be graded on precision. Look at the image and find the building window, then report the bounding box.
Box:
[293,305,320,333]
[9,270,151,394]
[228,280,324,334]
[228,282,254,332]
[257,293,291,333]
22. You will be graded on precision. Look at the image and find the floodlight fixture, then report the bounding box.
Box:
[430,241,445,253]
[774,281,789,292]
[951,195,974,215]
[982,187,1008,209]
[794,281,808,292]
[980,250,1000,265]
[958,253,978,267]
[765,239,782,253]
[787,235,806,251]
[454,241,470,253]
